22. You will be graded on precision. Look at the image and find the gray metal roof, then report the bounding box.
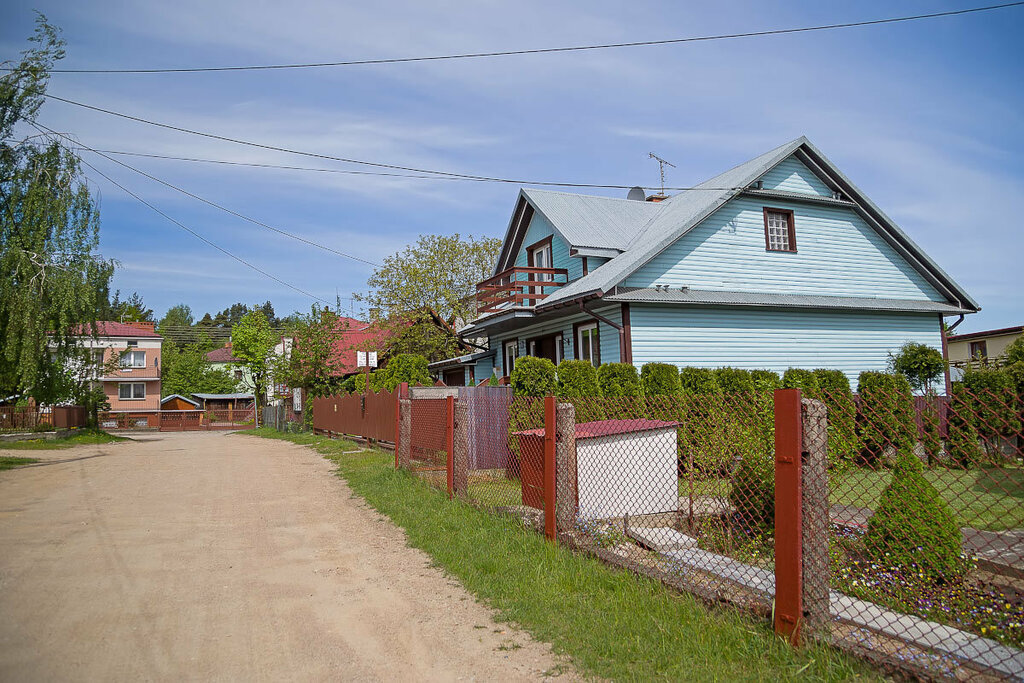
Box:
[191,393,254,400]
[522,188,662,251]
[427,348,496,370]
[603,287,973,314]
[160,394,200,406]
[529,137,978,313]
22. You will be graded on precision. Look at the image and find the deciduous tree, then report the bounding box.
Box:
[231,310,277,408]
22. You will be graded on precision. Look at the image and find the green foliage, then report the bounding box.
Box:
[782,368,819,395]
[283,305,349,399]
[750,370,781,392]
[919,389,942,467]
[510,356,556,397]
[340,375,359,394]
[730,451,775,529]
[947,382,985,468]
[370,353,431,392]
[639,363,680,396]
[1004,336,1024,366]
[714,367,754,393]
[1,18,116,400]
[161,341,237,397]
[597,363,641,397]
[231,310,278,405]
[962,367,1021,452]
[556,360,599,398]
[159,303,194,329]
[813,369,859,465]
[679,367,720,395]
[864,449,965,580]
[888,341,945,392]
[856,371,917,464]
[102,290,153,323]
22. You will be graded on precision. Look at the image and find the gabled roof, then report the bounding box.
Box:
[70,321,162,338]
[205,344,241,363]
[160,394,200,407]
[192,393,254,400]
[523,188,662,251]
[526,137,978,313]
[948,325,1023,342]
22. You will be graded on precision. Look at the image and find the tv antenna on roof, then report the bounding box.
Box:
[648,152,676,197]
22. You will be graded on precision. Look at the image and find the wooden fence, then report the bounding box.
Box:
[313,388,400,443]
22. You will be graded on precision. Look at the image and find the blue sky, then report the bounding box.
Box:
[3,1,1022,333]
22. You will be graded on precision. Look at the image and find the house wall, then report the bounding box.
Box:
[513,211,584,282]
[947,331,1023,364]
[629,304,943,386]
[757,156,832,196]
[78,337,162,411]
[104,380,162,411]
[488,304,623,375]
[624,166,946,304]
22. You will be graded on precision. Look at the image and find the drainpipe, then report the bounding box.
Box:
[940,314,965,396]
[579,301,628,364]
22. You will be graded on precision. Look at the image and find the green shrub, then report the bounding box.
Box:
[962,367,1021,459]
[920,389,942,467]
[640,363,680,396]
[556,360,599,397]
[510,356,556,397]
[598,363,641,397]
[947,381,984,468]
[813,369,859,466]
[679,367,720,395]
[782,368,819,395]
[888,341,946,393]
[730,452,774,529]
[1006,336,1024,365]
[864,449,965,580]
[714,367,754,393]
[369,353,431,392]
[856,371,917,465]
[750,370,781,392]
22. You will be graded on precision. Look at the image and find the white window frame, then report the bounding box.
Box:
[577,323,598,366]
[503,340,518,376]
[118,382,146,400]
[554,333,563,365]
[121,349,146,369]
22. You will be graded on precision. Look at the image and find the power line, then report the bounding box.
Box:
[17,3,1024,74]
[37,123,382,267]
[43,94,745,191]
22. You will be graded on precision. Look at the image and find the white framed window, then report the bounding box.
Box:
[576,323,599,366]
[118,382,146,400]
[121,350,146,368]
[503,340,518,376]
[554,333,563,365]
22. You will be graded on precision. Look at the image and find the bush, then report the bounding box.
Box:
[679,367,720,395]
[597,363,641,397]
[556,360,598,397]
[856,371,917,465]
[947,381,985,468]
[782,368,819,395]
[888,341,945,393]
[962,367,1021,458]
[730,452,774,529]
[640,363,680,396]
[714,367,754,393]
[750,370,781,393]
[920,389,942,467]
[864,449,965,580]
[813,369,859,465]
[510,356,556,397]
[370,353,431,392]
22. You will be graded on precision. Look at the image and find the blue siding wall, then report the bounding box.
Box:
[514,212,584,282]
[629,304,942,386]
[624,196,945,302]
[758,156,832,196]
[488,304,622,374]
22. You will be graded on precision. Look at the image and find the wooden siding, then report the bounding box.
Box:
[514,212,584,282]
[623,196,946,302]
[488,304,622,370]
[757,155,832,196]
[629,304,943,386]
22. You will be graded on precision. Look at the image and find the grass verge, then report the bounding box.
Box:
[0,429,128,451]
[0,456,40,470]
[248,427,876,681]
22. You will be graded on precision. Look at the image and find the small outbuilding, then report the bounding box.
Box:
[160,394,200,411]
[190,393,255,411]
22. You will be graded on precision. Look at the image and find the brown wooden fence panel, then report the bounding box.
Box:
[313,389,398,443]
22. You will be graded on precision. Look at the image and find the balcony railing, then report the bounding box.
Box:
[476,266,569,314]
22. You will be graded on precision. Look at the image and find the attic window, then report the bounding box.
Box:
[763,208,797,252]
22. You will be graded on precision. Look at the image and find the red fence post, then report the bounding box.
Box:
[774,388,804,646]
[395,383,408,469]
[543,395,557,542]
[445,395,455,500]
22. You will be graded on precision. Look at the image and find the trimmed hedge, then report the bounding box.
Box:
[714,367,754,393]
[510,356,556,397]
[370,353,431,392]
[856,371,917,464]
[640,363,681,396]
[730,452,774,529]
[948,381,984,468]
[597,363,642,397]
[962,367,1021,453]
[556,360,600,398]
[782,368,819,395]
[813,369,859,466]
[864,449,964,580]
[750,369,781,392]
[679,367,720,395]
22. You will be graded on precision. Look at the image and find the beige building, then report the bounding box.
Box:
[947,325,1023,369]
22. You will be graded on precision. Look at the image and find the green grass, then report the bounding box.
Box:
[247,427,875,681]
[678,467,1024,532]
[0,456,40,470]
[0,429,128,451]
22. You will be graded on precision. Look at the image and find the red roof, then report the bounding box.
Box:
[206,345,241,363]
[514,419,678,439]
[70,321,161,338]
[328,318,398,375]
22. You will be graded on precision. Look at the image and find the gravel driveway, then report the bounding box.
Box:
[0,431,571,681]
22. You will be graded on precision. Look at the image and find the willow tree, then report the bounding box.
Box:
[1,16,114,402]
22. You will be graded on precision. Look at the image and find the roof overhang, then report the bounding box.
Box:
[428,348,497,371]
[570,246,622,259]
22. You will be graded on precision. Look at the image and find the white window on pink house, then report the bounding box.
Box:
[121,350,146,369]
[118,383,146,400]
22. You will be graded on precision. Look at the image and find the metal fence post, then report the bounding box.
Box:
[800,397,831,641]
[445,395,455,499]
[774,388,804,646]
[395,383,408,469]
[555,401,577,532]
[543,396,557,541]
[453,397,469,497]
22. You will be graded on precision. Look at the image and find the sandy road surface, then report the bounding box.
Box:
[0,431,573,681]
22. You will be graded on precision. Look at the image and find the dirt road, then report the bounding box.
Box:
[0,431,571,681]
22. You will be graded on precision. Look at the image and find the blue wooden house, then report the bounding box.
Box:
[429,137,978,387]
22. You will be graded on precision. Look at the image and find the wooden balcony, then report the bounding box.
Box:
[476,266,569,314]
